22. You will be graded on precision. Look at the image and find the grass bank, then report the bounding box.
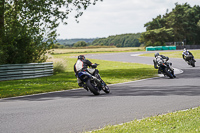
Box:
[49,47,145,54]
[0,53,157,98]
[140,50,200,59]
[87,107,200,133]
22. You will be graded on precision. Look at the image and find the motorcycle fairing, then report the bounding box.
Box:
[78,71,92,82]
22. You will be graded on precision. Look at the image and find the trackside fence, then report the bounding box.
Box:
[0,62,53,81]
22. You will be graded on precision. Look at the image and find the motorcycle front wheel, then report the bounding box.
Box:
[86,79,100,95]
[101,80,110,94]
[103,86,110,94]
[164,68,174,79]
[191,60,195,67]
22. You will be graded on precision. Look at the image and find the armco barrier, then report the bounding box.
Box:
[0,62,53,81]
[146,46,176,51]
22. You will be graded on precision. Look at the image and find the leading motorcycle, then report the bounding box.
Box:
[77,64,110,95]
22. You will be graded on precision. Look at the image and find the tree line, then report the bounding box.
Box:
[54,33,141,48]
[91,33,141,47]
[139,3,200,46]
[56,38,96,45]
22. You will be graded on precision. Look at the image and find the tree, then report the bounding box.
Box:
[144,15,166,31]
[141,3,200,46]
[139,27,174,46]
[0,0,102,64]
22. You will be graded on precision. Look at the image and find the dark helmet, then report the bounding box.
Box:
[154,53,159,57]
[78,55,85,60]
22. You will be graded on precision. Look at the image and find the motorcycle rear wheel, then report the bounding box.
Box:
[86,79,100,95]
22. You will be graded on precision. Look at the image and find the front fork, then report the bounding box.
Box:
[168,66,175,76]
[92,74,106,90]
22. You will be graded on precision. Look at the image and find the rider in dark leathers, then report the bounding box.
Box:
[74,55,103,89]
[153,53,176,77]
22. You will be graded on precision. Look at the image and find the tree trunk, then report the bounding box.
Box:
[0,0,4,37]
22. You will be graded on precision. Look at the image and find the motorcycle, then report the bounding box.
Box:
[184,55,195,67]
[154,59,176,79]
[77,64,110,95]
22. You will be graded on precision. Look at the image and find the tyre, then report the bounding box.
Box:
[191,60,195,67]
[103,86,110,94]
[101,81,110,94]
[164,68,174,78]
[86,79,100,95]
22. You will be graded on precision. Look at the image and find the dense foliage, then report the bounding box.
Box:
[139,3,200,46]
[0,0,102,65]
[91,33,142,47]
[54,33,141,48]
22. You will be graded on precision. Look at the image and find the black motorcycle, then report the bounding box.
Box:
[160,61,176,78]
[184,55,195,67]
[77,64,110,95]
[154,59,176,79]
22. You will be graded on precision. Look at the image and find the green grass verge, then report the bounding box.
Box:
[87,107,200,133]
[0,53,157,98]
[140,50,200,59]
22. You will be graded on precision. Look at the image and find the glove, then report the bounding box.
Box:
[91,63,97,68]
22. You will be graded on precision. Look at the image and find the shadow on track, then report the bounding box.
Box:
[110,85,200,96]
[2,68,200,102]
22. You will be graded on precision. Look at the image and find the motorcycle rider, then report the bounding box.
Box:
[74,55,103,90]
[153,53,176,77]
[182,48,196,63]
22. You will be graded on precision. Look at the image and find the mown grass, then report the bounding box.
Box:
[87,107,200,133]
[0,53,157,98]
[140,50,200,59]
[49,47,145,54]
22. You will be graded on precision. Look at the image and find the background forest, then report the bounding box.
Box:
[55,33,141,48]
[139,3,200,46]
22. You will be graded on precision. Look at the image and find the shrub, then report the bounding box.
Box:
[47,56,67,75]
[53,60,66,74]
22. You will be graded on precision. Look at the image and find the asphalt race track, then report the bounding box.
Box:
[1,51,200,133]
